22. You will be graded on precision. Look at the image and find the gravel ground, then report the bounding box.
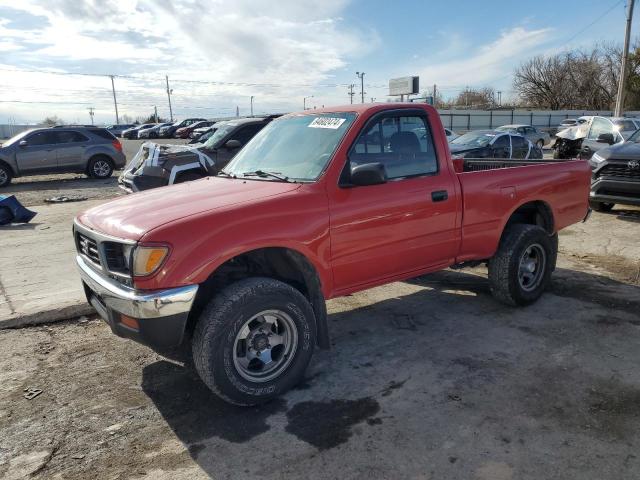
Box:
[1,205,640,480]
[2,139,188,207]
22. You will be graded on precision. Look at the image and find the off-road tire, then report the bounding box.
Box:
[0,163,12,187]
[589,201,615,212]
[192,277,316,406]
[488,224,555,306]
[88,155,114,179]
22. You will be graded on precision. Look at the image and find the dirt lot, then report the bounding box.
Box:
[2,139,187,207]
[1,167,640,479]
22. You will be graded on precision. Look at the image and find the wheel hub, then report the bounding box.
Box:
[251,333,270,352]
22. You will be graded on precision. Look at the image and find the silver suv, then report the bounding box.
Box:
[0,126,126,187]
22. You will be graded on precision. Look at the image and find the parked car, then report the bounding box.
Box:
[122,124,155,140]
[138,122,173,139]
[158,118,207,138]
[118,117,270,192]
[444,128,459,142]
[449,130,543,159]
[189,127,217,144]
[190,125,215,139]
[0,126,125,187]
[554,116,640,159]
[495,124,550,148]
[588,127,640,211]
[106,124,136,137]
[175,121,215,139]
[74,103,590,406]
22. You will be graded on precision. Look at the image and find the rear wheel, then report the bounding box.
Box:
[88,156,114,179]
[0,163,12,187]
[589,201,615,212]
[192,277,316,406]
[488,224,555,306]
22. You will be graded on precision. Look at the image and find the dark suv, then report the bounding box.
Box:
[119,117,270,192]
[0,126,126,187]
[589,128,640,211]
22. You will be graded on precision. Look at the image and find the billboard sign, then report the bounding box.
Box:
[389,76,419,96]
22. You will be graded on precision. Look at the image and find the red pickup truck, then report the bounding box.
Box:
[73,103,591,405]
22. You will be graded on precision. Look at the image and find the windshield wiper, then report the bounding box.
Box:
[217,170,236,178]
[241,170,291,182]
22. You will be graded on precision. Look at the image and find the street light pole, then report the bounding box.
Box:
[109,75,119,124]
[304,95,314,110]
[165,75,173,122]
[356,72,365,103]
[250,96,254,116]
[615,0,635,116]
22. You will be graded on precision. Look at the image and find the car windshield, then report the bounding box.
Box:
[223,112,356,182]
[1,129,33,147]
[202,122,235,149]
[450,132,494,147]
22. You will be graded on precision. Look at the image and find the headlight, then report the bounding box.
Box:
[132,246,169,276]
[591,152,605,163]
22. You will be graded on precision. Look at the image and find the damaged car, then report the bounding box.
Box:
[553,116,640,159]
[449,130,543,159]
[118,117,271,192]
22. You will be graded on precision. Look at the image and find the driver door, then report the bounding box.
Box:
[15,131,57,173]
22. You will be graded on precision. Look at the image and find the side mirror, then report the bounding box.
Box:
[225,139,242,149]
[18,140,28,147]
[350,162,387,186]
[597,133,614,145]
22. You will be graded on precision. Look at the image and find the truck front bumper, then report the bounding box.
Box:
[76,255,198,349]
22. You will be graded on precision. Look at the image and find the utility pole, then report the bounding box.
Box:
[433,84,437,107]
[88,107,95,125]
[356,72,365,103]
[497,91,502,106]
[109,75,119,124]
[348,84,355,104]
[250,96,254,116]
[615,0,635,116]
[236,106,240,117]
[154,105,158,123]
[304,95,314,110]
[165,75,173,122]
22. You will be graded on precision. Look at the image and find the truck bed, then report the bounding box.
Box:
[454,158,591,263]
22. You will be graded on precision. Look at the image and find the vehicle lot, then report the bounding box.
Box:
[1,192,640,478]
[1,139,188,206]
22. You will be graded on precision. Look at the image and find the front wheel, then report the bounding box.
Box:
[488,224,555,306]
[192,277,316,406]
[589,200,615,212]
[0,163,12,187]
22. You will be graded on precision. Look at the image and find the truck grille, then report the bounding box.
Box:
[597,164,640,181]
[76,233,101,266]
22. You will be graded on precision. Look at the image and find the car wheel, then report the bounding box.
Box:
[192,277,317,406]
[536,139,544,149]
[589,201,615,212]
[488,224,555,306]
[88,156,114,179]
[0,163,12,187]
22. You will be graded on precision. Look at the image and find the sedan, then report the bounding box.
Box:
[449,130,542,159]
[495,125,550,149]
[139,122,173,139]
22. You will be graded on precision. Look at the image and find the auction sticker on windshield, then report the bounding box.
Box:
[308,117,346,129]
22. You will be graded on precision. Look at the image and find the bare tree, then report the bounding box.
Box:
[452,87,496,108]
[41,115,65,126]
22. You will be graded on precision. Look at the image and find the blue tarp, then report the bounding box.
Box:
[0,195,37,225]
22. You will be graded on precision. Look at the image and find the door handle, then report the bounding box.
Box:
[431,190,448,202]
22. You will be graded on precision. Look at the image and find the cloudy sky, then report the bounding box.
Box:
[0,0,635,124]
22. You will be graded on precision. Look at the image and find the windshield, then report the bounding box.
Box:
[1,129,33,147]
[450,132,494,147]
[223,112,356,182]
[202,122,235,149]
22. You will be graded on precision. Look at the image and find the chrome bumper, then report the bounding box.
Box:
[76,255,198,319]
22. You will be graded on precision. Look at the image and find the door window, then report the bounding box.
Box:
[53,131,88,143]
[588,118,613,139]
[510,136,528,158]
[349,114,438,179]
[26,131,54,146]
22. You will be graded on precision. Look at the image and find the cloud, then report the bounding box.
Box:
[415,27,552,89]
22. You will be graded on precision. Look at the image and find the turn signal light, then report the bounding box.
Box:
[132,246,169,276]
[120,314,139,330]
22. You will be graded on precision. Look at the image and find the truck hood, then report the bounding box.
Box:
[595,141,640,160]
[78,177,301,240]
